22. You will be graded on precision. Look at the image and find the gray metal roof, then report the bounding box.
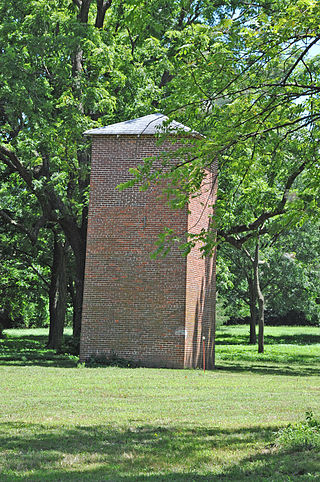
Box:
[83,113,196,136]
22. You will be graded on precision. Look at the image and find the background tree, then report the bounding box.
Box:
[121,0,320,357]
[218,220,320,343]
[1,0,320,356]
[0,0,242,346]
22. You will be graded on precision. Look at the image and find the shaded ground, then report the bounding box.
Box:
[0,331,77,368]
[216,331,320,346]
[215,325,320,377]
[1,325,319,371]
[0,326,319,480]
[0,422,318,481]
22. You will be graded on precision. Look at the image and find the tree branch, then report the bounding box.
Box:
[281,36,320,85]
[0,145,33,189]
[0,210,37,243]
[217,158,309,244]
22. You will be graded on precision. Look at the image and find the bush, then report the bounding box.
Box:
[225,309,318,326]
[275,411,320,451]
[264,310,316,326]
[86,352,140,368]
[216,296,229,329]
[60,336,80,356]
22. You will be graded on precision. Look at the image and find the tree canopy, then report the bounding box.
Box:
[1,0,319,348]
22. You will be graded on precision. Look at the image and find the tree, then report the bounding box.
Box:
[218,220,320,334]
[0,0,97,343]
[122,0,320,357]
[154,0,320,238]
[2,0,319,357]
[0,224,50,331]
[1,0,241,346]
[218,243,261,345]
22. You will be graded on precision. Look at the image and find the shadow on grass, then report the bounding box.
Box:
[216,332,320,346]
[0,422,318,481]
[1,330,320,375]
[215,362,320,377]
[0,334,77,368]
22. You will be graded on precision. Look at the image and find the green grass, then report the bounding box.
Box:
[0,327,76,368]
[0,325,319,480]
[215,325,320,376]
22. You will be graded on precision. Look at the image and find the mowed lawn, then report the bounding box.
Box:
[0,326,319,481]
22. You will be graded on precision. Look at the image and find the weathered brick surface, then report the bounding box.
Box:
[184,168,217,369]
[80,135,217,368]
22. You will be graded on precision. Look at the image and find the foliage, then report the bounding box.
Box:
[226,310,316,326]
[86,352,140,368]
[215,294,229,329]
[263,222,320,323]
[0,248,49,328]
[1,0,320,349]
[275,411,320,451]
[0,0,243,339]
[217,220,320,326]
[125,0,320,254]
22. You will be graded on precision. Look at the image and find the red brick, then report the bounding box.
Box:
[80,134,217,368]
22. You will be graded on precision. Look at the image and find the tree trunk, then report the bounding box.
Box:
[257,290,265,353]
[58,212,87,346]
[253,240,265,353]
[95,0,112,28]
[247,277,257,344]
[72,249,86,341]
[47,236,68,350]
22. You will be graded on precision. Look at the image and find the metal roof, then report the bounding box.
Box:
[83,113,196,136]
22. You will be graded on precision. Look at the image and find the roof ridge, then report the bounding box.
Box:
[83,113,199,137]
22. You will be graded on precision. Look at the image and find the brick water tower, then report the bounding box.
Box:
[80,113,216,368]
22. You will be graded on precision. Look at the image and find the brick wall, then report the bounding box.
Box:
[185,168,217,369]
[80,134,217,368]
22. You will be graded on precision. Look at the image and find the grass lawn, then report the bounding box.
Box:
[0,325,319,481]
